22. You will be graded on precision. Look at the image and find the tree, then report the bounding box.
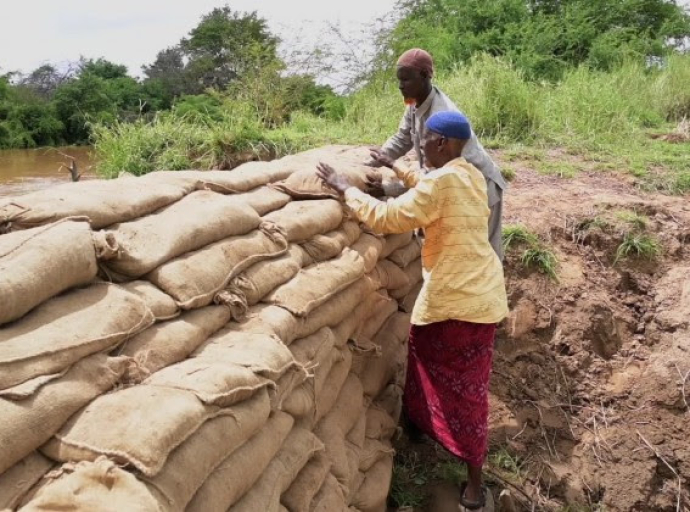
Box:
[19,63,76,100]
[181,7,280,90]
[142,46,196,108]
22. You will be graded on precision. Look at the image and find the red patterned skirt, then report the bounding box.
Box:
[404,319,496,467]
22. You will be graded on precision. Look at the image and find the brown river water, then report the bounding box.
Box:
[0,146,96,197]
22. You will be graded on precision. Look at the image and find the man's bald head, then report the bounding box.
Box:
[396,48,434,105]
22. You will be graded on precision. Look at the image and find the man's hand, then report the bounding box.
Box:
[316,162,353,196]
[364,170,385,197]
[368,149,395,169]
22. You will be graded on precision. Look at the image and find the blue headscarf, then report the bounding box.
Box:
[426,111,472,140]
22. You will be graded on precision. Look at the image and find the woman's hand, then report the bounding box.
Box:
[316,162,353,195]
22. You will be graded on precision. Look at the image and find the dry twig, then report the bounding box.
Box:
[637,430,683,512]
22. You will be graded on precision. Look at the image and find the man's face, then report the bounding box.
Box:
[396,66,427,102]
[423,132,445,169]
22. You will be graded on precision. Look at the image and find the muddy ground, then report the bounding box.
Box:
[390,151,690,512]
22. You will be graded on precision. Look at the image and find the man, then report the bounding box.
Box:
[317,111,508,512]
[367,48,506,260]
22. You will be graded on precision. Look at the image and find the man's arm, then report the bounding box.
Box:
[380,109,414,161]
[344,176,440,234]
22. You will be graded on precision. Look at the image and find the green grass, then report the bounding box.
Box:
[502,224,539,252]
[536,161,579,178]
[614,210,648,230]
[522,247,559,280]
[488,448,525,482]
[390,451,431,508]
[614,233,661,263]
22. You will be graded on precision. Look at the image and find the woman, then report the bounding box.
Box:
[317,111,508,511]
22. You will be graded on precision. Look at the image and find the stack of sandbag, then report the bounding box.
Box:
[0,145,423,512]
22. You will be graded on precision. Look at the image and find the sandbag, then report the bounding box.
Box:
[294,276,378,340]
[289,328,337,400]
[195,331,300,382]
[282,382,315,420]
[387,238,422,268]
[223,304,300,344]
[360,313,410,399]
[141,163,293,194]
[282,451,331,512]
[358,295,398,342]
[300,221,361,262]
[145,357,272,408]
[121,280,179,321]
[102,191,260,278]
[314,376,365,490]
[237,186,291,215]
[0,354,127,474]
[365,406,397,441]
[369,261,409,291]
[0,453,53,510]
[0,283,152,390]
[310,474,347,512]
[149,222,288,309]
[265,249,365,317]
[389,259,423,300]
[374,384,404,423]
[0,220,101,326]
[118,306,231,383]
[359,439,395,473]
[144,391,271,511]
[400,281,423,314]
[350,455,394,512]
[42,385,235,477]
[186,411,294,512]
[18,458,163,512]
[380,232,413,259]
[0,177,194,232]
[345,414,368,498]
[315,348,353,422]
[264,200,343,242]
[220,245,308,319]
[229,427,324,512]
[350,234,384,274]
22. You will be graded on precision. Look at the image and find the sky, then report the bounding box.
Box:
[0,0,399,77]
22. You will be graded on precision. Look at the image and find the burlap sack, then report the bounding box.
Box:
[220,245,308,319]
[118,306,231,383]
[380,232,413,259]
[145,357,272,408]
[42,385,236,477]
[271,167,369,200]
[310,474,347,512]
[294,276,378,340]
[289,327,337,400]
[368,261,410,291]
[350,234,384,274]
[271,365,310,411]
[195,330,300,382]
[360,313,411,399]
[0,283,152,390]
[237,186,291,215]
[0,178,194,232]
[223,304,299,344]
[387,238,422,268]
[350,455,394,512]
[359,439,395,473]
[315,375,364,491]
[229,427,324,512]
[143,391,271,511]
[331,292,381,349]
[358,296,398,342]
[265,249,365,317]
[282,381,315,420]
[0,453,52,510]
[264,200,343,242]
[186,411,294,512]
[400,281,423,313]
[0,220,100,326]
[121,280,179,321]
[374,383,404,423]
[344,413,368,498]
[18,458,163,512]
[140,163,293,194]
[365,406,397,441]
[149,222,288,309]
[0,354,127,474]
[389,259,423,300]
[281,451,332,512]
[103,191,261,278]
[300,221,361,263]
[315,348,353,422]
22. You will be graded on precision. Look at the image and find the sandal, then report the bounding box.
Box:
[458,482,494,512]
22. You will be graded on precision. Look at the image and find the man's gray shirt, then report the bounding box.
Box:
[381,86,506,260]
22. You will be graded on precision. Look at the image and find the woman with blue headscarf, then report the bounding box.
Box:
[317,111,508,512]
